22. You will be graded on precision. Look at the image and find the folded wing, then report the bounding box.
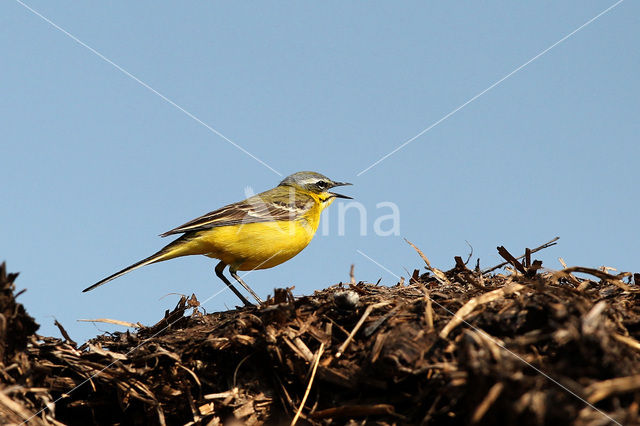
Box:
[160,189,314,237]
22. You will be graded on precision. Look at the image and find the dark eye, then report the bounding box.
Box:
[316,181,328,189]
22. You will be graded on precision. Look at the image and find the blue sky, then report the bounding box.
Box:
[1,1,638,343]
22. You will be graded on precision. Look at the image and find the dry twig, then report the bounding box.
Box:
[291,342,325,426]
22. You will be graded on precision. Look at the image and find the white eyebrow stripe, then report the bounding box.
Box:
[296,178,321,186]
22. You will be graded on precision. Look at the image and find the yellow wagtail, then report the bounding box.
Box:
[83,171,352,306]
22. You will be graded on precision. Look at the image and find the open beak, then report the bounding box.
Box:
[329,181,352,199]
[330,192,352,199]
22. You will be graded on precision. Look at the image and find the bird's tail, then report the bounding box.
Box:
[82,237,188,293]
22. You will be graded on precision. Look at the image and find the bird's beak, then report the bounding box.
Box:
[329,192,353,199]
[329,181,352,199]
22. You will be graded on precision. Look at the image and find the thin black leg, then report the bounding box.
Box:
[230,268,264,305]
[214,261,252,307]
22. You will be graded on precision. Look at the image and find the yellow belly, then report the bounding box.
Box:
[163,219,318,270]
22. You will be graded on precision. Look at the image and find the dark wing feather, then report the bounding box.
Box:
[160,189,315,237]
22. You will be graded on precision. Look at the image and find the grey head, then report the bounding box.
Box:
[278,171,352,198]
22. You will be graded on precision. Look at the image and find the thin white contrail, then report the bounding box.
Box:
[356,249,621,426]
[357,0,625,176]
[13,0,282,177]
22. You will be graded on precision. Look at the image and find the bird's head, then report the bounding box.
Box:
[278,171,352,203]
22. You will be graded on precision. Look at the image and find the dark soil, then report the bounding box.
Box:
[1,241,639,425]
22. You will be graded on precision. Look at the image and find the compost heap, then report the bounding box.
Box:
[1,240,640,425]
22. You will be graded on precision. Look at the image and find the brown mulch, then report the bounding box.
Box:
[1,240,640,425]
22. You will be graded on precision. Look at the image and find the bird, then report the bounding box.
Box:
[82,171,352,306]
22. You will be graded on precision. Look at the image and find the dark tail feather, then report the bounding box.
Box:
[82,251,167,292]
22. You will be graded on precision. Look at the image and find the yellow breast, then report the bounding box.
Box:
[202,218,319,270]
[163,212,321,272]
[157,190,333,270]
